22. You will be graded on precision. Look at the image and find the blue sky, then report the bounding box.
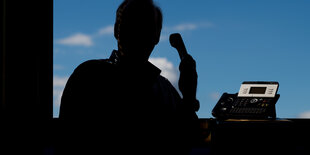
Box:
[54,0,310,118]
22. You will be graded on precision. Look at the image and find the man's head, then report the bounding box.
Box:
[114,0,163,63]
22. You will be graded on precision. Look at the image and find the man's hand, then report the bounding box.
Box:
[179,54,199,111]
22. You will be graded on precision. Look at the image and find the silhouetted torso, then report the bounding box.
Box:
[58,50,198,155]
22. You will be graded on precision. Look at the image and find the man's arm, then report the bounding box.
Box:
[179,54,200,112]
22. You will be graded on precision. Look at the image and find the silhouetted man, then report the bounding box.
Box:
[59,0,199,154]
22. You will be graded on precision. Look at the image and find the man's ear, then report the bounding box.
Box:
[154,28,161,45]
[114,23,119,40]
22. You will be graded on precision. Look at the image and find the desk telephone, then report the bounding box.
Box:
[212,81,280,119]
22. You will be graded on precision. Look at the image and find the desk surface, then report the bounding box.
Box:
[196,118,310,155]
[198,118,310,126]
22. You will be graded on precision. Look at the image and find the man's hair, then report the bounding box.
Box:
[114,0,163,47]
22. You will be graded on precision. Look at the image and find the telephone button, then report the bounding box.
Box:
[250,98,258,103]
[227,97,234,103]
[233,102,238,106]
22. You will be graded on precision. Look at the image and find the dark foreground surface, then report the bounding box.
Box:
[2,118,310,155]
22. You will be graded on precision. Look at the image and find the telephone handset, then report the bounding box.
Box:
[169,33,188,60]
[212,81,280,119]
[169,33,199,112]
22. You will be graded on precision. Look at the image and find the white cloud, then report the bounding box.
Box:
[53,88,63,118]
[56,33,93,46]
[55,25,114,47]
[98,25,114,35]
[54,76,68,87]
[298,111,310,118]
[53,76,68,117]
[172,23,198,31]
[159,22,214,42]
[53,89,63,106]
[164,22,214,32]
[149,57,179,88]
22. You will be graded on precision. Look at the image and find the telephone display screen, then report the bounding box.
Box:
[249,87,266,94]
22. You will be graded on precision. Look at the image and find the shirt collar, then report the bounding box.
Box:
[109,50,161,77]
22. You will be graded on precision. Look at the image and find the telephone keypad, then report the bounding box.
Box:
[227,97,274,115]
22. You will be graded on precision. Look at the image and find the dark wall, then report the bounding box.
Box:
[1,0,53,120]
[1,1,53,154]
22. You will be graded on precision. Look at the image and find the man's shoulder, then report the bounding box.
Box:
[157,75,170,83]
[74,59,114,73]
[66,59,115,82]
[157,75,177,91]
[78,59,113,68]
